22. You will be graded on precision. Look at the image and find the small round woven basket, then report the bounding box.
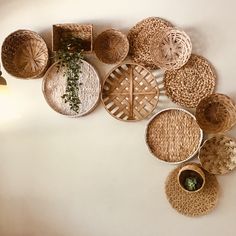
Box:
[196,93,236,133]
[199,135,236,175]
[150,27,192,70]
[1,30,49,79]
[94,29,129,64]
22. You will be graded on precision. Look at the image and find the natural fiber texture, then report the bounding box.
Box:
[94,29,129,64]
[53,24,93,52]
[199,135,236,175]
[42,60,100,117]
[102,63,159,121]
[150,28,192,70]
[164,54,216,108]
[165,163,219,217]
[128,17,172,70]
[146,108,202,163]
[196,93,236,133]
[1,30,49,79]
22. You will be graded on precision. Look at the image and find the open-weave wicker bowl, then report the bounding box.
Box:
[196,93,236,133]
[94,29,129,64]
[150,27,192,70]
[1,30,49,79]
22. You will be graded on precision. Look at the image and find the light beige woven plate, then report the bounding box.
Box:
[102,63,159,121]
[199,135,236,175]
[164,54,216,108]
[42,60,101,117]
[128,17,172,70]
[165,163,219,217]
[146,108,203,164]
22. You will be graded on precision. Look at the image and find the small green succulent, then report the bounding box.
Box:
[184,177,198,191]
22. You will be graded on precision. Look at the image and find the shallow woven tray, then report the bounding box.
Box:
[199,135,236,175]
[1,30,49,79]
[164,54,216,108]
[102,63,159,121]
[53,24,93,52]
[146,108,203,164]
[165,163,219,217]
[196,93,236,133]
[42,60,100,117]
[128,17,172,70]
[94,29,129,64]
[150,27,192,70]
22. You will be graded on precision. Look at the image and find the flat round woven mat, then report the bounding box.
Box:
[128,17,172,70]
[165,163,219,217]
[164,54,216,108]
[42,60,101,117]
[146,108,202,163]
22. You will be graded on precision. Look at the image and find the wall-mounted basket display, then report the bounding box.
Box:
[42,60,101,117]
[1,30,49,79]
[145,108,203,164]
[53,24,93,52]
[101,63,159,121]
[196,93,236,133]
[128,17,172,70]
[199,135,236,175]
[94,29,129,64]
[164,54,216,108]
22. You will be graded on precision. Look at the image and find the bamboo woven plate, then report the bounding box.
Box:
[199,135,236,175]
[42,60,101,117]
[1,30,49,79]
[196,93,236,133]
[146,108,203,164]
[102,63,159,121]
[164,54,216,108]
[128,17,172,70]
[165,163,219,217]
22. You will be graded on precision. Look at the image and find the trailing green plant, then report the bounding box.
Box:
[55,37,84,113]
[184,177,197,191]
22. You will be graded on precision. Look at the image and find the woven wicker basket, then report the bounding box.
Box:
[199,135,236,175]
[150,27,192,70]
[53,24,93,52]
[196,93,236,133]
[1,30,49,79]
[94,29,129,64]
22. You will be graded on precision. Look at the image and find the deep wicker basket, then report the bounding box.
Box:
[1,30,49,79]
[94,29,129,64]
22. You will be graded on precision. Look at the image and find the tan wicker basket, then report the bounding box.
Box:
[146,108,203,164]
[196,93,236,133]
[102,63,159,121]
[53,24,93,52]
[199,135,236,175]
[1,30,49,79]
[150,27,192,70]
[94,29,129,64]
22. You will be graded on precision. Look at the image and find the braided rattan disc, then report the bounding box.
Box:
[165,163,219,217]
[164,54,216,108]
[199,135,236,175]
[102,63,159,121]
[146,108,203,164]
[128,17,172,70]
[42,60,101,117]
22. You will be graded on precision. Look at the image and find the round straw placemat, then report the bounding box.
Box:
[164,54,216,108]
[102,63,159,121]
[128,17,172,70]
[42,60,101,117]
[146,108,203,164]
[165,163,219,217]
[199,135,236,175]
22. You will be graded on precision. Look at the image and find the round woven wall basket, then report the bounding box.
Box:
[146,108,203,164]
[94,29,129,64]
[150,27,192,70]
[1,30,49,79]
[196,93,236,133]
